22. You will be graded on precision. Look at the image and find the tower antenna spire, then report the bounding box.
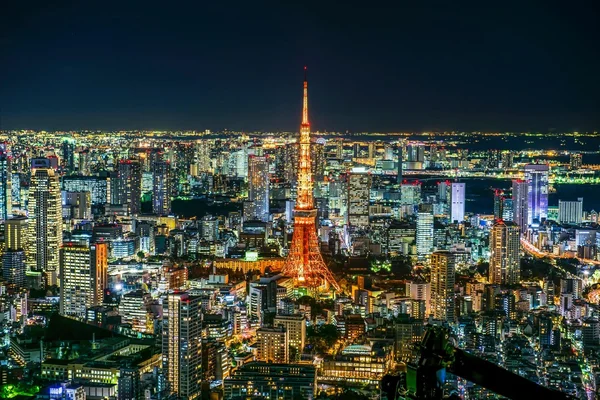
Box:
[281,68,340,293]
[302,66,309,127]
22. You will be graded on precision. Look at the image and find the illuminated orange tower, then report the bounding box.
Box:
[282,68,340,292]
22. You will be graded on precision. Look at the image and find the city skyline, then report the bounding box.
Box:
[2,2,599,132]
[1,3,600,399]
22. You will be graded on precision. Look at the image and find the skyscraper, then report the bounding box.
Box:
[558,198,583,225]
[488,220,520,285]
[397,146,403,184]
[0,144,11,221]
[2,251,26,290]
[281,68,339,292]
[247,155,270,221]
[61,138,76,174]
[512,179,529,232]
[431,251,456,322]
[152,160,172,216]
[450,182,465,223]
[524,164,549,225]
[162,292,202,399]
[347,172,371,227]
[493,190,504,219]
[59,242,108,318]
[28,158,62,286]
[416,204,434,260]
[116,159,142,215]
[5,216,28,251]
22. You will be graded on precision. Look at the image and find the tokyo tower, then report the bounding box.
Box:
[281,68,341,292]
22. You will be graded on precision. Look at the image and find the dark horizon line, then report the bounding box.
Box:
[1,128,598,134]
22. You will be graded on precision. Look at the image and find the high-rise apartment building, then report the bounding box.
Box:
[450,182,465,223]
[512,179,529,232]
[59,242,108,318]
[2,251,26,289]
[256,326,289,363]
[274,314,306,359]
[416,204,434,260]
[61,138,76,174]
[28,158,62,286]
[397,146,403,183]
[493,190,504,220]
[558,198,583,225]
[431,251,456,322]
[488,220,520,285]
[152,161,172,216]
[524,164,549,225]
[401,183,422,206]
[0,145,11,221]
[247,155,269,221]
[162,292,202,399]
[116,159,142,215]
[5,216,28,251]
[347,172,371,227]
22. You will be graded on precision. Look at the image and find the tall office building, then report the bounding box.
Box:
[570,153,582,170]
[311,141,326,181]
[524,164,549,225]
[502,198,514,222]
[2,251,26,289]
[558,198,583,225]
[28,158,62,286]
[407,144,425,162]
[438,181,450,203]
[152,161,172,216]
[62,191,92,220]
[119,290,152,333]
[247,155,269,221]
[416,204,434,260]
[274,314,306,359]
[488,220,520,285]
[195,140,213,173]
[59,242,108,318]
[493,190,504,219]
[0,144,11,221]
[162,292,202,399]
[256,326,289,363]
[61,138,76,174]
[450,182,465,223]
[5,216,28,251]
[116,159,142,215]
[512,179,529,232]
[401,182,422,206]
[347,172,371,227]
[62,176,109,205]
[397,146,403,184]
[431,251,456,322]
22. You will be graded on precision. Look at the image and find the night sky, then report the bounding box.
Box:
[1,1,598,132]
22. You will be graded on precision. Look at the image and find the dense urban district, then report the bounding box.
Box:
[0,80,600,400]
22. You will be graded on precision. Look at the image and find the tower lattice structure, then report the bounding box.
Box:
[282,68,340,292]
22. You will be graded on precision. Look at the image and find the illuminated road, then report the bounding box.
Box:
[520,237,600,268]
[400,169,600,184]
